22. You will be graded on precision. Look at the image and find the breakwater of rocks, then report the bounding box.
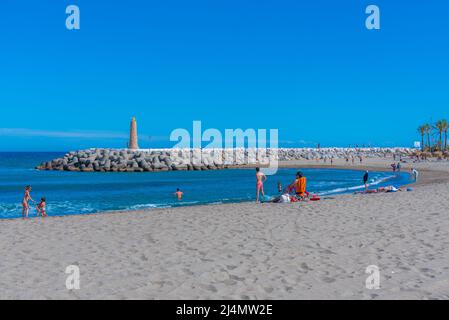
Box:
[36,148,416,172]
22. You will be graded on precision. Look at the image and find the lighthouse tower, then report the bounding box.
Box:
[129,117,139,150]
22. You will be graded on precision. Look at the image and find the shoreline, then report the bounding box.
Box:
[82,160,448,218]
[5,158,447,221]
[0,159,428,221]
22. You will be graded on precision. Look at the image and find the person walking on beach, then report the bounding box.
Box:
[22,185,36,218]
[255,167,267,203]
[174,188,184,200]
[397,162,401,172]
[411,168,419,181]
[363,171,369,190]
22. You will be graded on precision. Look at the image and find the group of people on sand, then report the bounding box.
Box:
[356,185,403,194]
[21,186,47,218]
[391,162,402,172]
[255,167,309,203]
[20,164,420,217]
[359,167,419,194]
[345,155,363,165]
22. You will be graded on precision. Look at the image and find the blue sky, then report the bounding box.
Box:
[0,0,448,151]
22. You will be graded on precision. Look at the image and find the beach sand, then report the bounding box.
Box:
[1,158,449,300]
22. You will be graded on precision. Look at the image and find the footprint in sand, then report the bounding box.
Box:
[140,254,148,261]
[144,234,156,244]
[322,276,336,283]
[301,262,313,272]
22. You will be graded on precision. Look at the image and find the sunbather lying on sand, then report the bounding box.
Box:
[270,189,291,203]
[355,185,402,194]
[378,185,402,192]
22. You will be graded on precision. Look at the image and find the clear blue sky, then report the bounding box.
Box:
[0,0,448,151]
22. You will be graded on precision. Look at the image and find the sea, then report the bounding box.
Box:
[0,152,413,219]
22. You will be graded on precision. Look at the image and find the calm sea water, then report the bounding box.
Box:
[0,152,413,219]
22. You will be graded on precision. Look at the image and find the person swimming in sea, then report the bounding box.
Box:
[174,188,184,200]
[22,185,36,219]
[255,167,267,203]
[36,197,47,217]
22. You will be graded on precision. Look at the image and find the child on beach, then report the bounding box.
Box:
[255,167,267,203]
[22,185,36,218]
[277,181,283,193]
[174,188,184,200]
[36,198,47,217]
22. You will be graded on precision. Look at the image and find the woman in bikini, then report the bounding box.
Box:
[255,167,267,203]
[22,185,36,218]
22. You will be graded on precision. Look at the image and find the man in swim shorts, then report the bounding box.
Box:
[363,171,369,190]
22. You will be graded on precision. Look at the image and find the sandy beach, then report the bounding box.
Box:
[1,157,449,300]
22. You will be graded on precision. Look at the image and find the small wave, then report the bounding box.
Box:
[128,200,201,210]
[129,203,160,210]
[318,175,398,196]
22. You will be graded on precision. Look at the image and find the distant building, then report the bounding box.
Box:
[129,117,139,150]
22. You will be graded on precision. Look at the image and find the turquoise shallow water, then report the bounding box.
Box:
[0,152,413,219]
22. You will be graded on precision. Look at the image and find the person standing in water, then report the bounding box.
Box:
[363,171,369,190]
[255,167,267,203]
[174,188,184,200]
[36,197,47,217]
[22,185,36,218]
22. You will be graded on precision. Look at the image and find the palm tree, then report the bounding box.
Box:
[435,120,447,150]
[441,120,449,150]
[417,125,426,151]
[422,123,432,150]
